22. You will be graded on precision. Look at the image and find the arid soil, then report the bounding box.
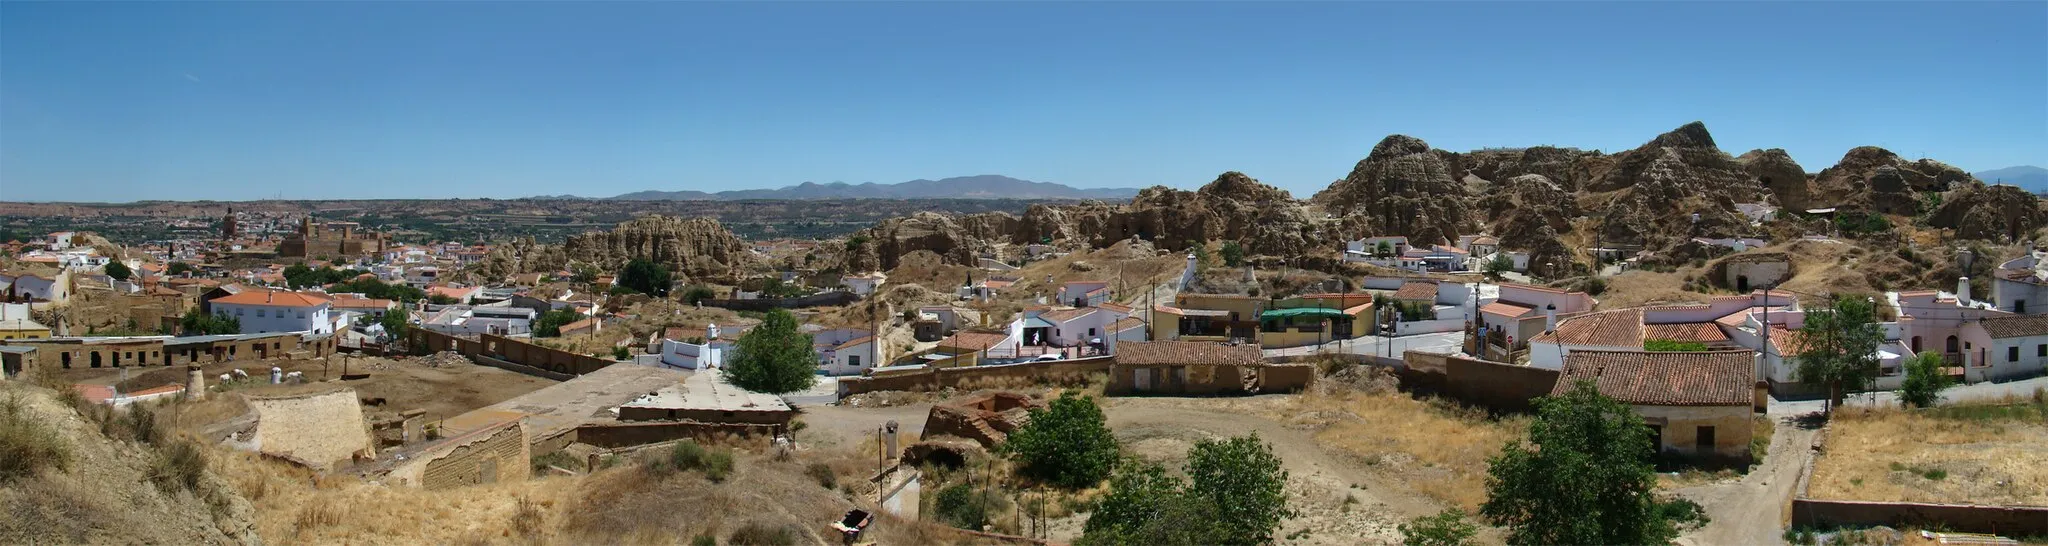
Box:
[1808,405,2048,506]
[58,353,558,423]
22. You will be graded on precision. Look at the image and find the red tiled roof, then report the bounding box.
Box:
[1107,316,1146,333]
[1480,301,1536,319]
[1642,322,1730,344]
[210,290,332,308]
[1554,350,1754,406]
[1392,281,1439,301]
[833,335,875,350]
[1767,327,1809,356]
[559,317,600,333]
[1534,308,1644,347]
[1098,302,1135,315]
[1040,307,1099,323]
[1115,341,1263,367]
[329,297,395,310]
[1979,315,2048,339]
[940,331,1010,350]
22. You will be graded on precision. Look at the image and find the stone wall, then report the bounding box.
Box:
[1105,363,1246,396]
[614,406,796,426]
[1636,404,1753,461]
[1400,350,1560,413]
[1257,364,1316,393]
[408,328,615,376]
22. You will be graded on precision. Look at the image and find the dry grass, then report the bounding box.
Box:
[1809,402,2048,506]
[1599,270,1709,309]
[1285,389,1527,511]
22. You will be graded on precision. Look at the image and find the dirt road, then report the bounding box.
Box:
[1674,411,1823,546]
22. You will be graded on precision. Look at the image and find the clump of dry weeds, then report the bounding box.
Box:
[1289,389,1527,510]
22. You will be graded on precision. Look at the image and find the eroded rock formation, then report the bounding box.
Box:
[1315,135,1477,245]
[1928,182,2048,241]
[560,215,749,281]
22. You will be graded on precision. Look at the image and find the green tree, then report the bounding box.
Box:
[1898,351,1954,408]
[178,308,241,335]
[1219,241,1246,268]
[329,277,426,302]
[1376,241,1394,258]
[618,258,673,297]
[1483,254,1514,280]
[1004,391,1119,489]
[1794,294,1885,415]
[1079,434,1292,546]
[532,309,585,337]
[1183,434,1293,544]
[680,285,717,304]
[1400,508,1479,546]
[166,262,195,276]
[1482,380,1675,546]
[378,310,409,341]
[428,294,461,305]
[103,261,133,282]
[723,309,817,394]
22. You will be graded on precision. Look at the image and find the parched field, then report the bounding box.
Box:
[1808,402,2048,506]
[56,353,558,422]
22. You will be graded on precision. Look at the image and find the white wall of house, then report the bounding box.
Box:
[658,339,723,370]
[216,302,333,335]
[819,340,873,376]
[1974,333,2048,383]
[1992,277,2048,315]
[1047,311,1118,347]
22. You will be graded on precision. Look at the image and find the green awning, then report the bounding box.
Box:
[1259,307,1348,320]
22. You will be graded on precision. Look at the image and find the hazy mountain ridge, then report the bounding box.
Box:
[1975,166,2048,193]
[602,175,1140,201]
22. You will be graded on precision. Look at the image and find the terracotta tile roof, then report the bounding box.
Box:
[1554,350,1755,406]
[1471,236,1500,245]
[1392,281,1439,301]
[210,290,332,308]
[1977,315,2048,339]
[426,285,478,299]
[1107,316,1146,333]
[940,331,1010,350]
[1499,282,1572,295]
[833,335,875,350]
[1480,301,1536,319]
[1098,302,1135,315]
[1535,308,1644,347]
[1116,341,1263,367]
[558,317,600,333]
[1039,307,1099,323]
[1767,327,1809,356]
[1642,322,1730,344]
[329,297,395,309]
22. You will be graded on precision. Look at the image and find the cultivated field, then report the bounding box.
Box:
[1808,399,2048,506]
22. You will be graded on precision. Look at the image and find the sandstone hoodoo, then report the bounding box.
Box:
[1736,148,1815,211]
[1927,182,2048,242]
[561,215,751,282]
[1581,121,1760,252]
[1811,146,1976,215]
[1315,134,1477,245]
[1453,145,1609,193]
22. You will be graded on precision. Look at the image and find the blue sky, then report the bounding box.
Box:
[2,2,2043,202]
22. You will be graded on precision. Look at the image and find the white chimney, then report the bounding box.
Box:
[1544,304,1558,333]
[1958,277,1972,305]
[707,323,720,340]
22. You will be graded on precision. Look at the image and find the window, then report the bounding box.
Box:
[256,309,266,318]
[1696,426,1716,452]
[2019,300,2029,314]
[848,355,861,368]
[2010,347,2021,362]
[1088,328,1097,337]
[2038,344,2045,357]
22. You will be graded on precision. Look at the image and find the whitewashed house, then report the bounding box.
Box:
[210,290,338,335]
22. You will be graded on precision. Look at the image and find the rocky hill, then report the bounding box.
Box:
[559,216,752,282]
[825,121,2045,283]
[609,175,1142,201]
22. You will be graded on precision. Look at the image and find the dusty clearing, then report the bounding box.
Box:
[1809,403,2048,506]
[58,353,558,423]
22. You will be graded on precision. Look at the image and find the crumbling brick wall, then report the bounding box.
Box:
[920,393,1044,448]
[418,421,530,490]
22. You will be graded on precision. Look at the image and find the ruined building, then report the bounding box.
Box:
[278,216,387,259]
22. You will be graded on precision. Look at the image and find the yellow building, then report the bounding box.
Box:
[1150,293,1266,343]
[1259,294,1376,349]
[0,316,52,340]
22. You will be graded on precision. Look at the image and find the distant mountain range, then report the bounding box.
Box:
[586,175,1141,201]
[1975,166,2048,193]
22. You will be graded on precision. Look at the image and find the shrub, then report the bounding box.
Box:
[1079,435,1292,545]
[666,440,707,473]
[701,449,735,482]
[805,462,837,489]
[934,482,990,530]
[149,438,208,492]
[0,391,72,482]
[611,346,631,360]
[660,440,734,482]
[1399,508,1478,546]
[1899,351,1954,408]
[724,309,818,394]
[1644,339,1708,352]
[690,535,716,546]
[727,521,799,546]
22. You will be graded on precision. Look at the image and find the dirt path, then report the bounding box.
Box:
[1674,411,1822,546]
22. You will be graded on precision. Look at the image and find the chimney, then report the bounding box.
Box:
[186,365,206,401]
[1958,277,1972,305]
[1544,304,1558,333]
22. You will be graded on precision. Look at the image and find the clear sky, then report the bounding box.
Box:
[2,2,2044,202]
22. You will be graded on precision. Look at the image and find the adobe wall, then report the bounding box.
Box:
[1635,404,1753,460]
[1105,364,1245,396]
[246,388,372,471]
[572,421,781,449]
[1442,354,1559,413]
[1792,500,2048,536]
[471,354,576,381]
[702,291,859,312]
[615,406,795,426]
[1256,365,1316,393]
[481,333,613,375]
[838,357,1113,396]
[419,421,529,489]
